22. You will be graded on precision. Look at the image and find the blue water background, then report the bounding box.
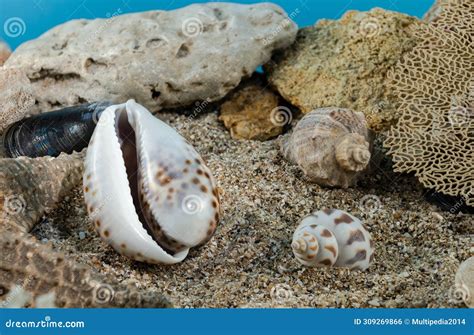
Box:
[1,0,434,50]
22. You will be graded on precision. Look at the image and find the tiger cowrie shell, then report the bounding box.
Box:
[84,100,220,264]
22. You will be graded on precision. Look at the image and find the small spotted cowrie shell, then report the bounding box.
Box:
[292,209,374,271]
[83,100,220,264]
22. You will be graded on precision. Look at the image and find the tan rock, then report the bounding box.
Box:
[4,3,297,113]
[0,41,11,66]
[0,68,35,133]
[219,75,288,141]
[265,8,420,132]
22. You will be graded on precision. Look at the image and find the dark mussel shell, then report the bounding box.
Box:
[3,101,113,158]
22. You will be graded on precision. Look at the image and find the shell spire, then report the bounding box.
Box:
[292,237,310,254]
[455,257,474,308]
[0,151,84,233]
[335,133,371,172]
[292,220,339,268]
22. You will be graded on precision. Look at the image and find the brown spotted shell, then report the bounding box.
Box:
[84,100,220,264]
[292,209,374,271]
[281,107,372,188]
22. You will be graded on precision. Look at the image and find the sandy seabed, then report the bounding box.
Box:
[33,111,473,308]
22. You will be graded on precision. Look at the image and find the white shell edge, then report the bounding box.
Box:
[84,100,188,264]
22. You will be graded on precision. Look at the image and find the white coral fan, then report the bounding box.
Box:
[385,0,474,206]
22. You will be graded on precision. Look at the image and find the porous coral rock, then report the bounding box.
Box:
[265,8,420,131]
[0,152,83,233]
[0,68,35,134]
[4,3,297,113]
[384,0,473,206]
[0,152,172,308]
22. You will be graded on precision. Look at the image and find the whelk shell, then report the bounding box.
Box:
[84,100,220,264]
[281,107,372,188]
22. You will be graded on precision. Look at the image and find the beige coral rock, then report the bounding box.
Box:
[281,107,372,188]
[0,231,172,308]
[455,257,474,308]
[0,68,35,133]
[219,75,288,141]
[0,152,172,308]
[0,152,84,233]
[0,41,11,66]
[384,0,473,206]
[265,8,420,132]
[4,3,297,113]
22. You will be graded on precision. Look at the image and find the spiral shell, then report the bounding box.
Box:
[292,209,374,271]
[454,257,474,308]
[84,100,220,264]
[281,108,372,188]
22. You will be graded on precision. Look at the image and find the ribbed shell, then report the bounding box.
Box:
[281,108,372,188]
[292,223,339,267]
[0,151,171,308]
